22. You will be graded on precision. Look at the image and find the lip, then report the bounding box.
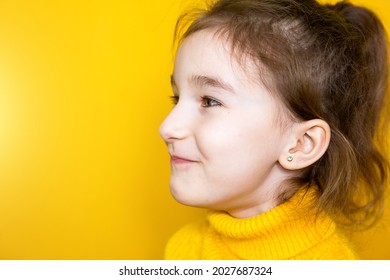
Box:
[170,155,197,165]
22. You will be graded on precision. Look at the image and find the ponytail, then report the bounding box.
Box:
[316,1,389,227]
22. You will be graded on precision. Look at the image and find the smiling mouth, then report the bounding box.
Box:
[170,156,197,165]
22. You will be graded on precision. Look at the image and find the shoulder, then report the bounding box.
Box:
[164,219,208,260]
[315,229,359,259]
[292,227,359,260]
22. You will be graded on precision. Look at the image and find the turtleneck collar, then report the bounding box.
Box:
[205,188,336,259]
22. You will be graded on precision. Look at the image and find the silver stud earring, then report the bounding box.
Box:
[287,156,293,162]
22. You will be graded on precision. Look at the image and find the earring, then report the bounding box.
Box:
[287,155,293,162]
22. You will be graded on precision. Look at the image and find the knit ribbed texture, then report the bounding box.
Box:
[165,189,358,259]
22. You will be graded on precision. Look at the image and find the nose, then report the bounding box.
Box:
[159,105,192,144]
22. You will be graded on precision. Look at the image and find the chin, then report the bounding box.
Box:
[170,187,197,206]
[169,183,206,208]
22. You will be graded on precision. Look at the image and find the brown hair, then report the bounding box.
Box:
[174,0,389,228]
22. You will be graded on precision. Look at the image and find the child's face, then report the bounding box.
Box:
[159,30,293,218]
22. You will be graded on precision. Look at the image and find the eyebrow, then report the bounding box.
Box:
[170,74,235,93]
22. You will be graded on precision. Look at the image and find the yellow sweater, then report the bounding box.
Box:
[165,189,358,259]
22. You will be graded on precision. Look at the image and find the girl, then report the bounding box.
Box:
[159,0,388,259]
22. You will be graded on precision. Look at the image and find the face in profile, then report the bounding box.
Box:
[159,30,293,218]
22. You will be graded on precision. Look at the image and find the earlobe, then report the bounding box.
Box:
[279,119,330,170]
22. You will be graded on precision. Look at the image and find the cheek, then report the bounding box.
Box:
[196,116,281,176]
[196,119,240,160]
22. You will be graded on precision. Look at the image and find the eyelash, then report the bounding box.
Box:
[169,95,179,105]
[169,95,222,108]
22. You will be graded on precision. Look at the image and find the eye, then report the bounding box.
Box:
[169,95,179,105]
[201,96,222,107]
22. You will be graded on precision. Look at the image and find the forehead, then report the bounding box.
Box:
[173,30,260,88]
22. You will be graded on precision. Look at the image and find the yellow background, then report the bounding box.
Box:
[0,0,389,259]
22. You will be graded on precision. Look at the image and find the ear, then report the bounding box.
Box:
[279,119,330,170]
